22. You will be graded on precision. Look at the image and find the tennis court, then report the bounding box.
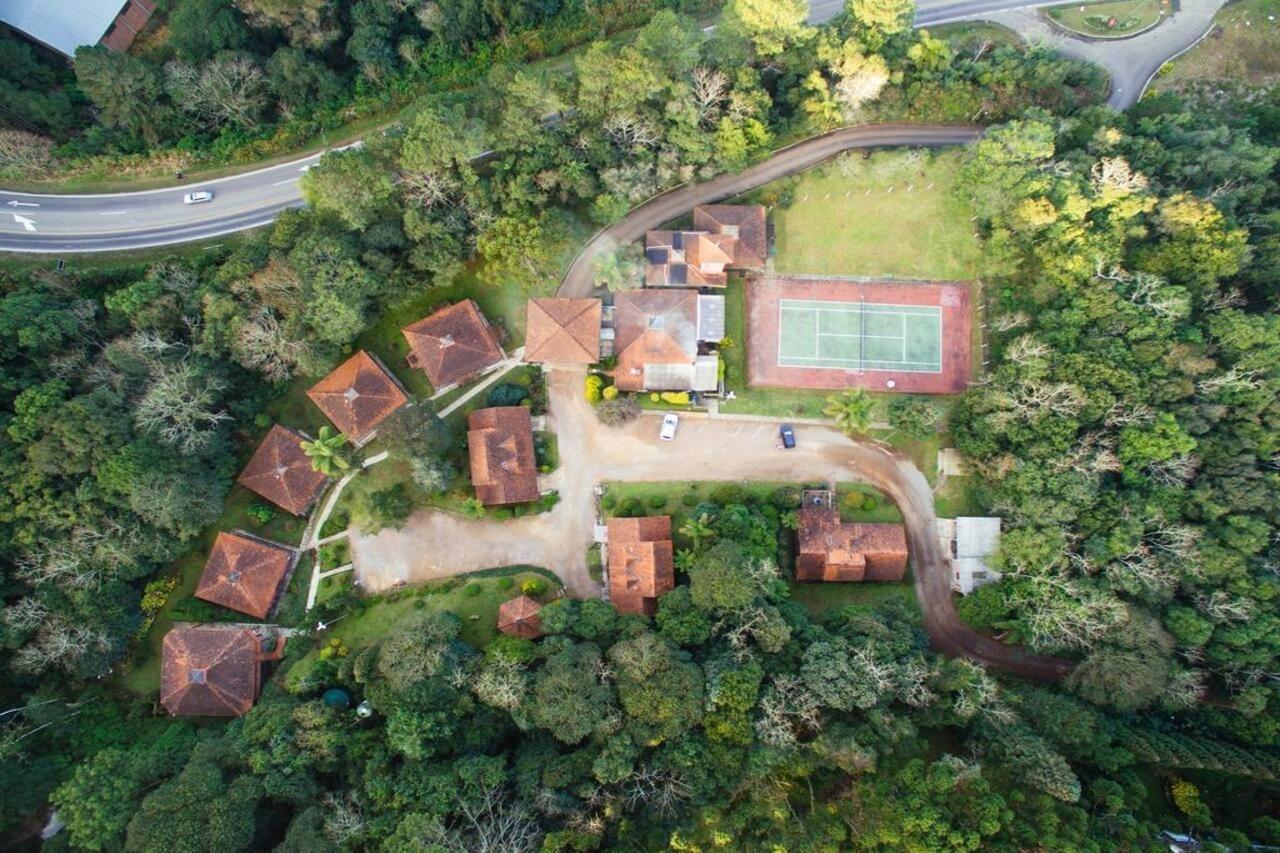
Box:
[746,277,972,395]
[778,299,942,373]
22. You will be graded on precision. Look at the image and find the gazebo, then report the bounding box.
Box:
[496,595,543,639]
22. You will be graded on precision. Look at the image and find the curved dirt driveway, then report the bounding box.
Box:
[351,367,1071,680]
[558,124,984,297]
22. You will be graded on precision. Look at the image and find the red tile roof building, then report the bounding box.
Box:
[237,425,329,516]
[796,507,908,582]
[195,532,296,620]
[497,595,544,639]
[467,406,540,506]
[160,626,278,717]
[692,204,769,269]
[403,300,505,389]
[525,298,602,364]
[307,350,409,443]
[644,230,736,287]
[607,516,675,615]
[613,290,722,392]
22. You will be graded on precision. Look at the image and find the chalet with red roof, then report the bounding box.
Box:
[467,406,540,506]
[643,204,767,287]
[306,350,409,443]
[196,531,296,620]
[796,506,908,582]
[237,425,329,516]
[497,595,543,639]
[160,625,283,717]
[693,204,768,269]
[403,300,505,390]
[613,289,724,392]
[524,298,602,364]
[607,516,675,615]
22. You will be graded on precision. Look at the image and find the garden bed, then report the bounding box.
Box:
[1046,0,1165,38]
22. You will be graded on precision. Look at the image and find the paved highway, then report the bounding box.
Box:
[0,0,1222,254]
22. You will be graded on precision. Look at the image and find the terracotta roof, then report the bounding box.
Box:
[307,350,409,442]
[613,289,701,392]
[403,300,504,389]
[796,507,907,582]
[607,516,675,615]
[644,231,734,287]
[693,204,768,269]
[160,626,262,717]
[196,532,295,620]
[525,298,602,363]
[237,425,328,516]
[497,595,544,639]
[467,406,540,506]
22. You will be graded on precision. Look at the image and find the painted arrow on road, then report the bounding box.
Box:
[7,200,39,208]
[13,214,36,231]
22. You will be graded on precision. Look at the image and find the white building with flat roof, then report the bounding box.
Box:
[948,516,1002,594]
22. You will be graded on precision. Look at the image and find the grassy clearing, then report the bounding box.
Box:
[763,149,984,281]
[1152,0,1280,90]
[934,475,986,518]
[1046,0,1166,38]
[286,567,562,686]
[789,580,920,620]
[928,21,1023,48]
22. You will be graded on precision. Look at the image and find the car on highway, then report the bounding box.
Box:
[779,423,796,449]
[183,191,214,204]
[659,413,679,441]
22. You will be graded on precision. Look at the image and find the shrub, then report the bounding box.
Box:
[601,494,617,511]
[496,576,514,590]
[602,384,618,400]
[649,392,660,402]
[488,382,529,407]
[253,413,273,430]
[596,397,641,427]
[617,497,643,517]
[843,491,866,510]
[585,374,604,403]
[521,577,548,597]
[771,486,801,509]
[646,493,667,510]
[680,492,700,507]
[660,391,690,405]
[864,496,877,510]
[709,484,745,505]
[246,502,275,526]
[463,582,483,598]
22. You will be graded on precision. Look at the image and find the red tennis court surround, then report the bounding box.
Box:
[746,276,973,394]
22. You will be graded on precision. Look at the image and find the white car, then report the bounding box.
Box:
[659,412,679,441]
[183,191,213,204]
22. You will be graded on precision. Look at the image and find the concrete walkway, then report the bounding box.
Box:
[978,0,1229,109]
[349,366,1071,679]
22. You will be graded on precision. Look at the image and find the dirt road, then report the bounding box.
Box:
[558,124,983,298]
[351,366,1071,679]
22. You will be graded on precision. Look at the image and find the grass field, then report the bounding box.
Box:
[788,579,920,620]
[1046,0,1165,38]
[285,566,561,687]
[767,150,984,281]
[1152,0,1280,90]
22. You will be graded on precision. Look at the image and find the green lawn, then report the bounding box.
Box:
[1151,0,1280,90]
[285,567,561,687]
[1047,0,1165,37]
[933,475,986,518]
[834,483,905,523]
[788,580,920,620]
[766,150,984,281]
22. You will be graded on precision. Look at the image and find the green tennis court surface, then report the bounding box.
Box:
[778,299,943,372]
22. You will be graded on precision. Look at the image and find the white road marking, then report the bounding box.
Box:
[6,200,39,208]
[13,214,36,231]
[273,177,299,186]
[99,210,129,216]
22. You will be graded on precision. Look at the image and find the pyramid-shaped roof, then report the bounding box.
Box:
[160,626,261,717]
[237,425,329,516]
[497,595,543,639]
[467,406,540,506]
[525,298,601,364]
[307,350,409,442]
[196,531,294,620]
[403,300,504,388]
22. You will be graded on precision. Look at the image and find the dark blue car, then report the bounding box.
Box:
[779,423,796,449]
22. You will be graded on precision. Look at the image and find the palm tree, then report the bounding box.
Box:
[301,426,351,477]
[823,389,875,437]
[679,513,716,554]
